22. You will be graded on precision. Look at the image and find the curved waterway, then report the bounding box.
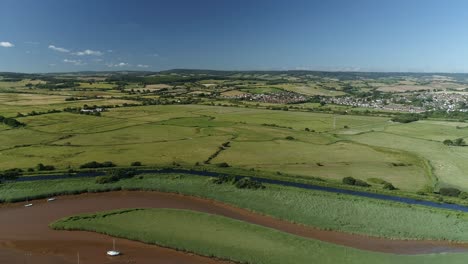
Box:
[16,168,468,212]
[0,191,468,264]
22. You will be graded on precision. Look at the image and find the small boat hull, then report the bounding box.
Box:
[47,198,56,202]
[24,203,33,207]
[107,250,120,256]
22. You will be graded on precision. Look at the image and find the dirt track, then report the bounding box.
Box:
[1,191,468,264]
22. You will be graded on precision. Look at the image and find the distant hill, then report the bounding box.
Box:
[3,69,468,83]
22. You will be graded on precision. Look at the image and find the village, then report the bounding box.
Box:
[222,91,308,104]
[324,91,468,113]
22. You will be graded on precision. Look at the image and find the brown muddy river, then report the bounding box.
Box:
[0,191,467,263]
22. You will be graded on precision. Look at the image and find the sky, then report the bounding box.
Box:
[1,0,468,73]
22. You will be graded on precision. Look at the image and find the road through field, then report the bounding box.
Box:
[0,191,468,264]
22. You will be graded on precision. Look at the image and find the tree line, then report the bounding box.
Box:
[0,116,25,128]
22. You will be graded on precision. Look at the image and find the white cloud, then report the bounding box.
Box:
[49,45,70,53]
[0,42,14,48]
[151,53,160,57]
[74,49,103,56]
[107,62,129,67]
[63,59,86,66]
[137,64,150,68]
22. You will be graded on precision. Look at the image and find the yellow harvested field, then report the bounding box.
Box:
[0,93,67,105]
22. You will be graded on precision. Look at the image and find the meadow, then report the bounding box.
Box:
[0,104,431,191]
[346,130,468,190]
[5,173,468,241]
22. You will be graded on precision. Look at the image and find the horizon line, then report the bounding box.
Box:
[3,68,468,75]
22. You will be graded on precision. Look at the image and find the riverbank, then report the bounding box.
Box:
[3,173,468,242]
[11,166,468,212]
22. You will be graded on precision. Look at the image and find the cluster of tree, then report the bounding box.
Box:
[126,88,160,95]
[267,106,290,111]
[121,102,142,108]
[0,116,25,128]
[95,168,137,184]
[35,81,79,90]
[79,161,116,169]
[391,113,422,123]
[63,107,82,113]
[439,187,462,197]
[114,81,129,89]
[36,163,55,171]
[382,182,397,191]
[217,162,230,168]
[211,175,265,190]
[265,79,296,85]
[234,177,265,189]
[261,123,293,129]
[342,177,370,187]
[130,161,142,166]
[0,168,23,182]
[443,138,466,146]
[341,84,361,95]
[65,95,103,101]
[367,178,397,190]
[17,109,61,117]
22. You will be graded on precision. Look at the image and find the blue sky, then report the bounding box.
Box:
[1,0,468,73]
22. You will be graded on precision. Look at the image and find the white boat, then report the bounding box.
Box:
[106,239,120,256]
[24,199,33,207]
[107,250,120,256]
[47,197,56,202]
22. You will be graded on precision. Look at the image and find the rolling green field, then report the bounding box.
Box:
[5,173,468,241]
[51,208,468,264]
[2,72,468,194]
[0,104,436,192]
